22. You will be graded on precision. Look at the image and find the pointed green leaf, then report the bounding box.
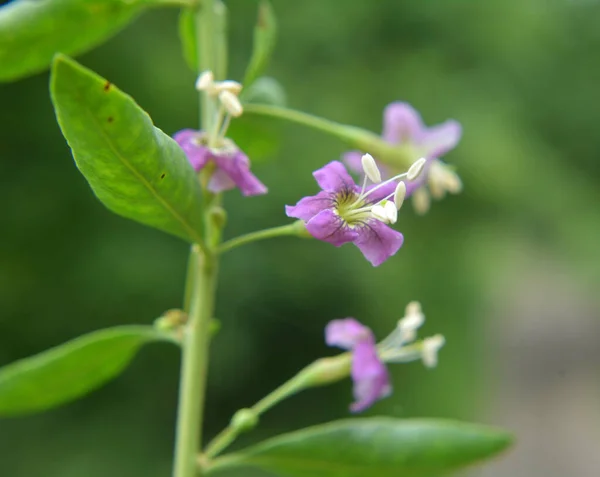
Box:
[243,0,277,88]
[178,7,198,71]
[0,0,157,82]
[208,418,513,477]
[51,55,205,243]
[243,76,287,107]
[0,326,174,416]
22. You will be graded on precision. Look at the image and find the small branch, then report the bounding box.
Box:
[217,222,309,254]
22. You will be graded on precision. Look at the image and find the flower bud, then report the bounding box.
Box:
[230,408,259,433]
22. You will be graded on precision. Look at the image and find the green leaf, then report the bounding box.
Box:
[0,326,173,416]
[51,55,205,243]
[179,7,198,71]
[242,76,287,107]
[0,0,154,82]
[243,0,277,88]
[208,418,513,477]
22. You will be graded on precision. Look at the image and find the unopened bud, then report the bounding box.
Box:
[302,355,352,388]
[394,181,406,209]
[407,157,427,181]
[422,334,445,368]
[195,71,214,92]
[231,408,259,433]
[361,153,382,183]
[219,90,243,117]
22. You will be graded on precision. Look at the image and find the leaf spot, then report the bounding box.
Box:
[107,116,114,123]
[160,173,166,179]
[103,81,111,92]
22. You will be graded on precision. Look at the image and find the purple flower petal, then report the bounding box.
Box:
[305,209,359,246]
[313,161,357,192]
[349,339,392,413]
[382,102,425,144]
[342,151,363,175]
[213,151,267,196]
[173,129,210,171]
[354,220,404,266]
[285,191,334,221]
[363,181,397,204]
[207,167,236,193]
[325,318,372,350]
[418,119,462,158]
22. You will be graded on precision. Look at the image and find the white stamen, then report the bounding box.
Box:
[383,200,398,224]
[361,153,382,184]
[422,334,445,368]
[443,169,463,194]
[412,187,430,215]
[407,157,427,181]
[394,181,406,209]
[371,204,390,224]
[398,301,425,343]
[218,91,243,117]
[196,71,215,92]
[214,80,243,96]
[405,301,422,318]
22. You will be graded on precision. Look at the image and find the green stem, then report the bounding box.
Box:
[202,355,351,460]
[173,248,218,477]
[173,1,219,477]
[243,103,362,142]
[214,1,228,81]
[182,244,199,313]
[217,222,307,254]
[203,368,313,459]
[243,103,415,169]
[198,0,216,127]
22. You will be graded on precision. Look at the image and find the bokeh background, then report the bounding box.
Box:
[1,0,600,475]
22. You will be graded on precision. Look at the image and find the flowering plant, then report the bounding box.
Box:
[0,1,512,477]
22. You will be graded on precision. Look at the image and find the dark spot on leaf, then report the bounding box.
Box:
[107,116,114,123]
[160,173,166,179]
[103,81,111,92]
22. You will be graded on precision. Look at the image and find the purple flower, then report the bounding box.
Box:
[174,129,267,196]
[325,318,391,412]
[343,102,462,214]
[285,161,404,266]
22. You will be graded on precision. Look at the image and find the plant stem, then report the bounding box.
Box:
[173,248,218,477]
[217,222,306,254]
[243,103,415,169]
[198,0,216,128]
[202,355,351,460]
[243,103,362,142]
[173,1,219,477]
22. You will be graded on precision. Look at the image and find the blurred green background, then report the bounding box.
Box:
[1,0,600,475]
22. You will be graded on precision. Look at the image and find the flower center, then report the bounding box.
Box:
[334,190,371,227]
